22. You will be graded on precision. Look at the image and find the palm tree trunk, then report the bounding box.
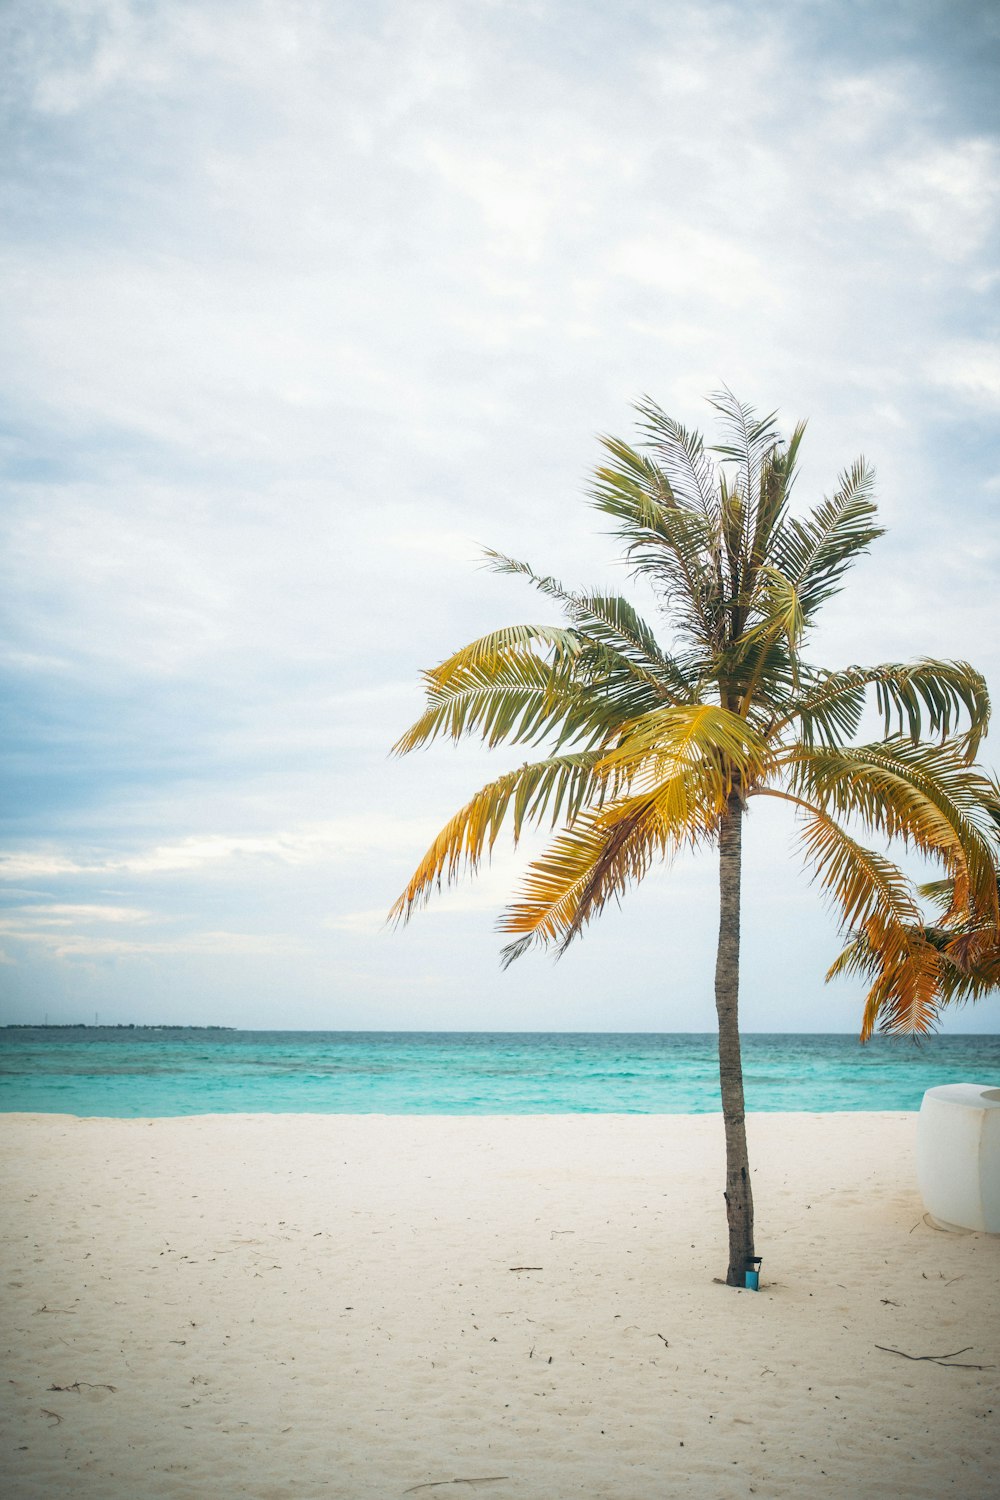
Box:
[714,791,755,1286]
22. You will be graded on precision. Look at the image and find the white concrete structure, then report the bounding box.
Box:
[916,1083,1000,1233]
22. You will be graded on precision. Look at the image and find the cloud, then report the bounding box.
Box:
[1,927,303,960]
[0,818,441,882]
[609,230,778,310]
[325,909,390,937]
[927,341,1000,409]
[0,902,152,926]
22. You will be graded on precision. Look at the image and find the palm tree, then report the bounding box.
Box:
[390,391,998,1286]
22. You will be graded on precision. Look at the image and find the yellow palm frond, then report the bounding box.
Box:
[790,801,922,943]
[388,753,604,924]
[597,702,773,794]
[498,756,730,962]
[497,801,660,966]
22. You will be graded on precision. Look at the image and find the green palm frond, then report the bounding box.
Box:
[707,386,782,486]
[588,434,677,509]
[483,552,698,701]
[389,752,607,924]
[633,394,721,524]
[731,565,807,704]
[707,387,786,585]
[769,461,883,621]
[777,659,991,755]
[723,634,799,720]
[747,567,805,652]
[568,593,683,685]
[393,649,586,753]
[743,422,807,596]
[480,550,572,606]
[589,451,721,646]
[785,738,999,922]
[867,660,989,761]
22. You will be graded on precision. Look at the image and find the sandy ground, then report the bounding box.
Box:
[1,1111,998,1500]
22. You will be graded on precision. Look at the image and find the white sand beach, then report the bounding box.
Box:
[2,1111,998,1499]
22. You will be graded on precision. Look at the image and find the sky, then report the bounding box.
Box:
[1,0,999,1033]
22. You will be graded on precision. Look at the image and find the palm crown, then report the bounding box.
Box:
[392,390,997,1040]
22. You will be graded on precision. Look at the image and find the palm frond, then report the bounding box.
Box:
[498,768,722,963]
[769,461,883,621]
[568,592,687,688]
[483,552,697,702]
[735,565,806,702]
[706,387,783,566]
[708,386,780,463]
[632,394,721,524]
[937,929,1000,1001]
[589,450,722,646]
[790,802,922,938]
[497,799,663,965]
[597,702,773,796]
[860,942,943,1038]
[746,419,807,580]
[393,649,587,753]
[784,738,1000,923]
[388,752,606,924]
[777,659,991,756]
[917,877,959,911]
[829,929,944,1039]
[481,550,578,608]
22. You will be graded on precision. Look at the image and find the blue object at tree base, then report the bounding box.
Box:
[744,1256,763,1290]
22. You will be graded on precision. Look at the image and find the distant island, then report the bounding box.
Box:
[3,1023,235,1030]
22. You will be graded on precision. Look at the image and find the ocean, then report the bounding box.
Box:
[1,1027,998,1116]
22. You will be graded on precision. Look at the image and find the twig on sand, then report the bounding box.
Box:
[40,1410,63,1425]
[875,1345,993,1370]
[508,1267,542,1272]
[403,1480,510,1494]
[47,1382,118,1393]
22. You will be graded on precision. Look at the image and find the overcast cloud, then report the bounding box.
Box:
[1,0,999,1031]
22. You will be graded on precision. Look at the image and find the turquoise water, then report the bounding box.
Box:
[1,1028,998,1116]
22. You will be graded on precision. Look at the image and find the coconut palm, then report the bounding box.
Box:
[390,391,997,1286]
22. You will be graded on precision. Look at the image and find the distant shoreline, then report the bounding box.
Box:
[2,1022,235,1031]
[6,1023,999,1036]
